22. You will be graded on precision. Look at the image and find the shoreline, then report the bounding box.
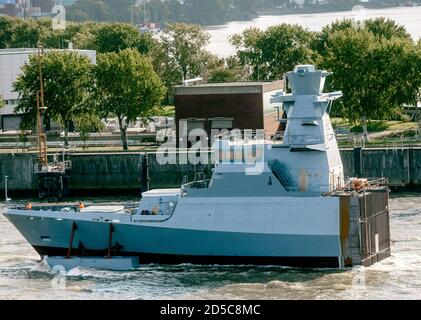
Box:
[256,4,413,17]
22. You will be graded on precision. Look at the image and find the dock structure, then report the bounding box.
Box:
[34,47,71,201]
[335,181,391,267]
[35,161,71,201]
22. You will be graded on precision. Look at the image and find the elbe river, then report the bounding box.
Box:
[0,7,420,299]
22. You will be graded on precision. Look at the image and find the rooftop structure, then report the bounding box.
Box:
[174,80,285,147]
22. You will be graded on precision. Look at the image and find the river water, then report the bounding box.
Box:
[0,195,420,300]
[206,6,421,57]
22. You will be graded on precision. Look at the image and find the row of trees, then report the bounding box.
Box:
[0,17,237,103]
[231,18,421,135]
[66,0,419,26]
[5,17,421,149]
[14,49,165,150]
[0,17,154,53]
[0,18,239,151]
[67,0,263,26]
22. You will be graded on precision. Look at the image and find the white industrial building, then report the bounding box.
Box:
[0,48,96,131]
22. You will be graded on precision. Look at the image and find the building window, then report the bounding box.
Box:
[211,119,233,130]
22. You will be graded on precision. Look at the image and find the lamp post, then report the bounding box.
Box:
[4,176,11,202]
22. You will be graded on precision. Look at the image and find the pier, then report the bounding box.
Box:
[1,147,421,195]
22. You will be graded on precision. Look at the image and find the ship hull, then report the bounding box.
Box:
[3,204,342,268]
[32,246,340,268]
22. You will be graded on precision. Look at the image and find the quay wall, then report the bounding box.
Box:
[1,148,421,194]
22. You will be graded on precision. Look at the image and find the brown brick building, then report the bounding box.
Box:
[175,81,284,147]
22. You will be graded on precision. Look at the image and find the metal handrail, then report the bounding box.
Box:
[325,177,389,196]
[286,135,324,145]
[34,160,72,174]
[182,179,211,190]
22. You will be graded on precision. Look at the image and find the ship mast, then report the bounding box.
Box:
[37,46,47,166]
[143,0,148,25]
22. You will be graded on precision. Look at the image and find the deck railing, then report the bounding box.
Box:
[324,177,389,196]
[34,160,72,174]
[182,179,211,190]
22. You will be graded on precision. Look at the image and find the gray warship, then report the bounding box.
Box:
[3,65,391,269]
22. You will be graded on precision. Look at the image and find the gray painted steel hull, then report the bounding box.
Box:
[4,211,341,267]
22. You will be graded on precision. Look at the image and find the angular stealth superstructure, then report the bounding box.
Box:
[3,66,391,269]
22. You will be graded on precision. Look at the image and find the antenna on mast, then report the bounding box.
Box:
[37,46,48,167]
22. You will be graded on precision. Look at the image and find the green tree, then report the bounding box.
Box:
[154,23,210,102]
[66,0,263,26]
[184,0,227,25]
[94,23,156,53]
[68,0,137,23]
[70,22,101,50]
[0,16,14,48]
[314,18,421,140]
[67,0,111,22]
[364,17,412,40]
[207,56,246,83]
[40,21,97,50]
[151,42,182,104]
[159,23,211,81]
[199,51,225,82]
[231,24,316,80]
[14,51,94,146]
[0,17,154,53]
[320,28,421,139]
[208,68,239,83]
[0,17,100,50]
[94,48,166,150]
[5,18,50,48]
[313,18,412,57]
[311,19,354,58]
[74,113,104,150]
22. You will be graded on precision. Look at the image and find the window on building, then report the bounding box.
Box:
[210,118,233,143]
[211,119,233,130]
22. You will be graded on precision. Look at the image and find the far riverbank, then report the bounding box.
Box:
[257,3,415,16]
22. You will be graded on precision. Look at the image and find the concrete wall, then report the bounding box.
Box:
[69,153,144,191]
[340,148,421,186]
[0,153,38,192]
[1,148,421,193]
[148,153,213,190]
